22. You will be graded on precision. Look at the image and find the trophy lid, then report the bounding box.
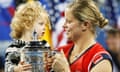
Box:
[24,30,50,51]
[25,40,50,51]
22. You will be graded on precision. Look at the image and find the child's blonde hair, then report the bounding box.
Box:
[10,1,50,39]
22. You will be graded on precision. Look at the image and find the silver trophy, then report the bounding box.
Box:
[21,30,50,72]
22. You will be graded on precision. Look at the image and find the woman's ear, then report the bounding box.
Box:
[81,21,91,32]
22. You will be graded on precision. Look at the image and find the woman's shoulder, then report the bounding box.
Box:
[89,42,108,53]
[86,43,112,71]
[87,42,111,62]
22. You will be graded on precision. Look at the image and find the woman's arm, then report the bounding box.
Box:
[90,60,112,72]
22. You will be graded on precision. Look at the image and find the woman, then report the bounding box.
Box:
[5,1,50,72]
[51,0,113,72]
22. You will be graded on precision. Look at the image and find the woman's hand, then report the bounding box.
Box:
[14,61,32,72]
[52,50,70,72]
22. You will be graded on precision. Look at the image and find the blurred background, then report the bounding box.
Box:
[0,0,120,72]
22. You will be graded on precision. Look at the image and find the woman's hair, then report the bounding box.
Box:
[10,1,50,39]
[67,0,108,33]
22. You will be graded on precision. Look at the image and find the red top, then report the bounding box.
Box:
[57,43,112,72]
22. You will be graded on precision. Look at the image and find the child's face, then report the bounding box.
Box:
[33,16,46,39]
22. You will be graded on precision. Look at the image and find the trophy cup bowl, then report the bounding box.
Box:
[21,40,50,72]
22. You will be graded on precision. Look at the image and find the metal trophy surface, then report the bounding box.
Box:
[21,30,50,72]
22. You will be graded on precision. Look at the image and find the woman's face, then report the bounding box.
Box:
[33,16,46,39]
[63,8,82,41]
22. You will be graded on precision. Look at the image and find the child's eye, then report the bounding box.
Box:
[39,22,44,25]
